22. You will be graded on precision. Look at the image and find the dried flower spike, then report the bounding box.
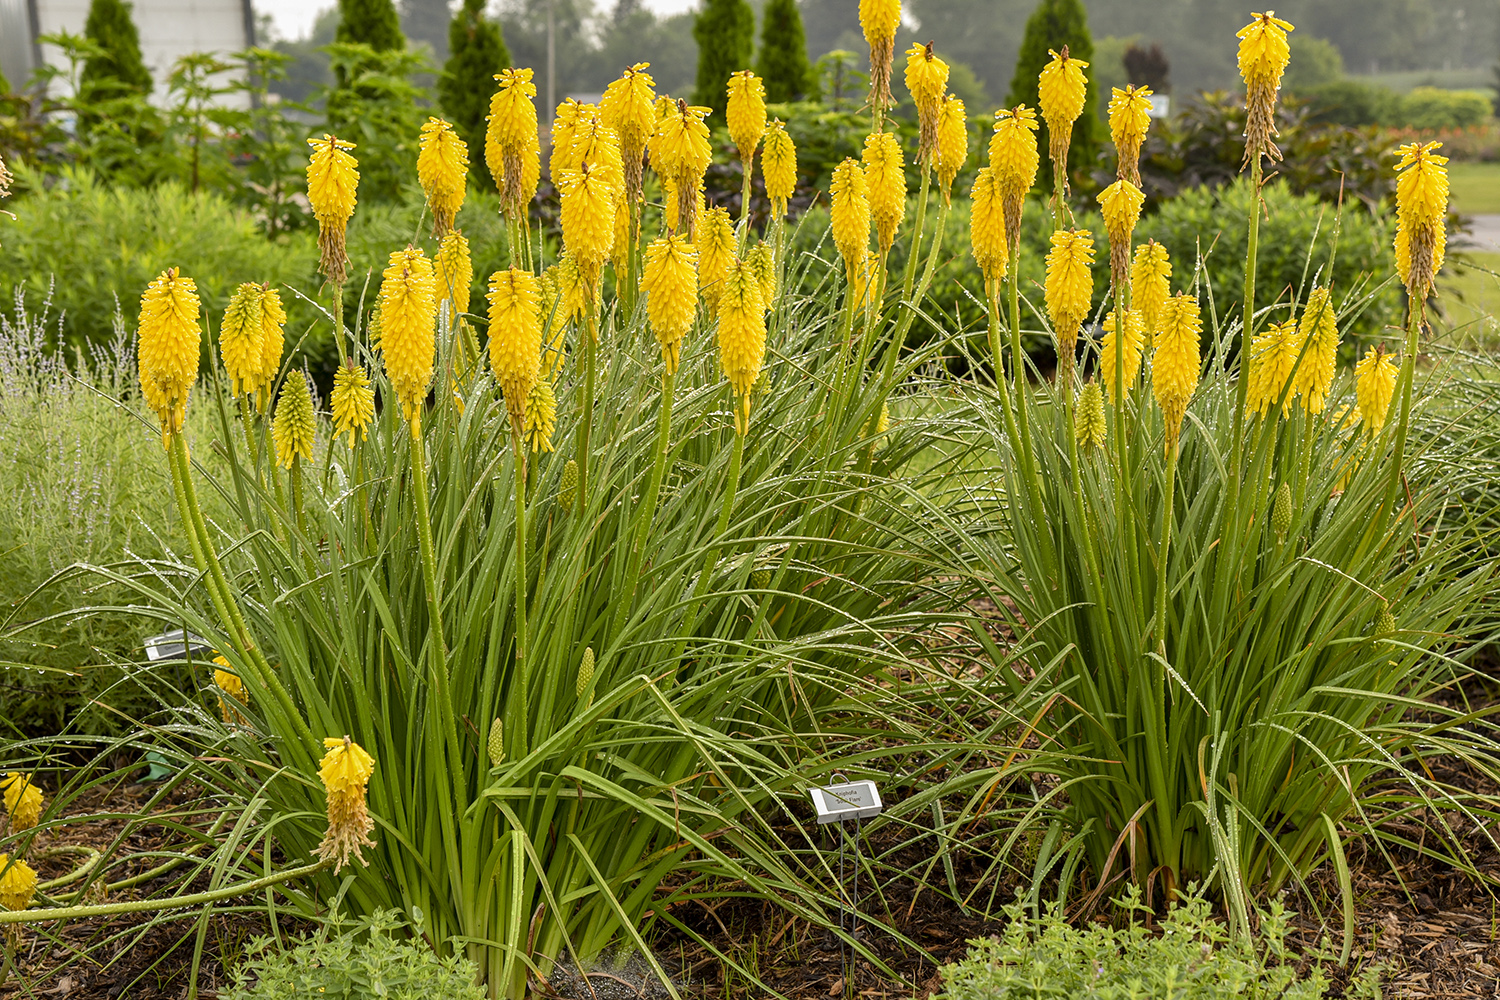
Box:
[316,736,376,872]
[1237,11,1293,166]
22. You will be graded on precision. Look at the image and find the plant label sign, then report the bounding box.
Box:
[810,780,883,824]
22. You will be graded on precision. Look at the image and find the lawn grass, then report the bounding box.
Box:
[1449,161,1500,215]
[1439,250,1500,349]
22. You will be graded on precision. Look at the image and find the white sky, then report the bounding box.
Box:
[253,0,700,45]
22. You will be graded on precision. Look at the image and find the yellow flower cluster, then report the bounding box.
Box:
[642,233,698,373]
[486,68,540,219]
[379,247,438,421]
[0,852,37,913]
[990,107,1039,251]
[1130,242,1172,346]
[137,267,202,447]
[1075,381,1107,451]
[762,120,798,218]
[307,135,359,283]
[1293,287,1339,414]
[1046,229,1094,388]
[417,117,468,237]
[935,96,968,204]
[904,42,949,164]
[1245,319,1301,418]
[717,257,767,435]
[2,773,42,831]
[601,63,657,200]
[435,229,473,316]
[212,655,250,725]
[831,158,871,285]
[316,737,376,873]
[859,0,902,110]
[1153,293,1202,454]
[487,267,543,426]
[1097,179,1145,288]
[524,378,556,453]
[1355,346,1398,433]
[969,168,1008,295]
[331,364,376,446]
[1037,47,1089,167]
[1393,141,1449,300]
[653,100,713,237]
[220,282,287,409]
[1108,85,1153,184]
[1099,308,1144,401]
[863,131,906,253]
[559,162,622,291]
[1237,11,1293,165]
[726,71,767,165]
[697,206,737,318]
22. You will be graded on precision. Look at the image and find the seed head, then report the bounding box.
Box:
[934,95,968,204]
[1099,309,1144,401]
[830,158,871,285]
[717,258,767,435]
[726,71,767,166]
[969,167,1008,295]
[576,646,595,699]
[762,120,797,218]
[1355,346,1398,434]
[1130,242,1172,347]
[1245,319,1303,418]
[641,234,698,372]
[316,737,376,872]
[417,117,468,237]
[1074,381,1107,451]
[1294,288,1339,414]
[1097,179,1145,288]
[1152,293,1202,455]
[1374,605,1397,639]
[307,135,359,283]
[331,364,375,446]
[435,229,473,317]
[378,247,438,422]
[487,719,505,767]
[990,107,1039,251]
[1108,85,1153,185]
[863,131,906,254]
[486,267,543,426]
[137,267,201,447]
[904,42,949,164]
[1237,12,1293,166]
[1,773,42,831]
[272,372,316,468]
[859,0,902,110]
[524,377,556,453]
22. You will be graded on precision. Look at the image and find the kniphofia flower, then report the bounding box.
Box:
[601,63,657,201]
[1099,308,1144,401]
[1294,287,1339,414]
[1245,319,1302,417]
[990,107,1039,251]
[331,364,375,446]
[653,100,713,237]
[137,268,201,447]
[642,233,699,373]
[487,267,543,426]
[524,378,556,453]
[220,282,267,399]
[1153,292,1202,454]
[1356,346,1397,434]
[272,372,316,468]
[859,0,902,111]
[1108,85,1153,185]
[762,120,797,218]
[1130,241,1172,347]
[935,95,967,204]
[378,247,438,421]
[551,99,587,178]
[435,229,473,316]
[211,655,250,725]
[1037,47,1089,168]
[697,206,737,317]
[1097,179,1145,288]
[904,42,949,165]
[316,736,376,872]
[726,71,767,166]
[1394,141,1449,300]
[747,241,776,306]
[1237,11,1293,165]
[830,158,871,286]
[417,117,468,236]
[863,130,906,253]
[558,162,622,291]
[1045,229,1094,388]
[969,167,1008,298]
[1,773,42,831]
[307,134,359,284]
[0,853,37,913]
[717,257,767,435]
[486,68,539,218]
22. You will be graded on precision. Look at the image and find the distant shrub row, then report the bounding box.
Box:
[1297,80,1493,131]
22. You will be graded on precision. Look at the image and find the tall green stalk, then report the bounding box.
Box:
[614,368,675,643]
[510,422,530,756]
[576,309,598,511]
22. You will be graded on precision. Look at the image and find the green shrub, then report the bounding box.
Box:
[223,910,485,1000]
[937,889,1380,1000]
[0,167,331,367]
[1298,79,1401,127]
[1397,87,1494,131]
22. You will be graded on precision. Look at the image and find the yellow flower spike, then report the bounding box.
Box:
[272,372,316,469]
[726,70,767,166]
[863,130,906,254]
[600,63,657,200]
[1294,287,1339,414]
[969,167,1009,298]
[1130,241,1172,348]
[1097,178,1145,289]
[1237,11,1294,165]
[316,736,376,873]
[487,267,543,427]
[378,247,438,422]
[859,0,902,111]
[559,162,622,294]
[250,287,287,412]
[1108,85,1153,185]
[569,109,624,181]
[653,100,713,237]
[539,262,572,375]
[762,120,797,218]
[717,257,767,435]
[642,233,699,373]
[0,852,38,913]
[211,655,250,725]
[2,773,43,831]
[137,267,202,448]
[611,192,631,276]
[934,95,968,205]
[1394,141,1449,300]
[550,99,587,178]
[1074,380,1107,451]
[1355,346,1398,434]
[1153,292,1203,455]
[1045,229,1094,388]
[746,241,776,306]
[696,206,737,318]
[904,41,949,165]
[1037,47,1089,167]
[331,364,375,447]
[307,134,359,284]
[486,68,539,219]
[524,377,557,453]
[830,158,871,286]
[990,106,1040,251]
[1099,308,1144,401]
[417,117,468,237]
[1245,319,1303,418]
[220,283,266,399]
[435,229,473,317]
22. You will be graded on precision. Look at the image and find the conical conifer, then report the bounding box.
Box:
[439,0,511,189]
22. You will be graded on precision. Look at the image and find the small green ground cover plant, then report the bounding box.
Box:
[936,888,1380,1000]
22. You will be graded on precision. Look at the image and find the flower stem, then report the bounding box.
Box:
[510,421,530,756]
[1388,304,1422,506]
[576,307,597,511]
[615,368,675,644]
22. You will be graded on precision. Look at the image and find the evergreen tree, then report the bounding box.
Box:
[1005,0,1102,189]
[693,0,754,119]
[337,0,405,53]
[80,0,153,98]
[439,0,510,189]
[756,0,815,103]
[402,0,452,62]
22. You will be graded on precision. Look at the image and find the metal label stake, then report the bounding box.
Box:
[810,775,883,998]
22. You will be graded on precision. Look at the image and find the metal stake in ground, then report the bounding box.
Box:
[810,776,883,998]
